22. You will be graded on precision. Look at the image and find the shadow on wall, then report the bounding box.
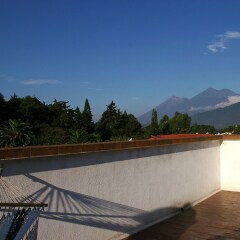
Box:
[23,174,196,236]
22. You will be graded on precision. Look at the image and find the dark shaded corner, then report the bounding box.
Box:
[124,204,197,240]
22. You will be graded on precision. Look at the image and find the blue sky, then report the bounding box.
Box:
[1,0,240,120]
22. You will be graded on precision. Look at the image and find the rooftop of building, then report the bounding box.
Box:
[124,190,240,239]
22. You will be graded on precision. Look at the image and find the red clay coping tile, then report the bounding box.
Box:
[0,135,239,160]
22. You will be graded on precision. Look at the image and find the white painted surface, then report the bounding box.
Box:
[3,140,221,240]
[221,140,240,191]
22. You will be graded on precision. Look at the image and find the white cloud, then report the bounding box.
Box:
[189,106,213,112]
[80,81,103,91]
[132,97,140,101]
[189,95,240,112]
[0,74,16,82]
[208,31,240,53]
[208,41,227,53]
[80,81,90,85]
[20,79,60,85]
[215,95,240,108]
[84,87,103,91]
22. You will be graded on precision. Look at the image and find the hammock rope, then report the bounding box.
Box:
[0,177,47,208]
[0,176,47,240]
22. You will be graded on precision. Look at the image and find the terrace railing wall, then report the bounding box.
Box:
[0,135,237,240]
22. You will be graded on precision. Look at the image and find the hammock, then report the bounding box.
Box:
[0,176,47,240]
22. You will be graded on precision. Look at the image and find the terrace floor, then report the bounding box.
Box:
[125,191,240,240]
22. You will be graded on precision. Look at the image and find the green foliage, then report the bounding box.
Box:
[190,124,216,134]
[4,92,226,146]
[49,99,75,130]
[221,125,240,134]
[234,125,240,134]
[110,112,143,140]
[121,113,143,139]
[95,101,118,141]
[0,119,33,147]
[144,109,160,137]
[68,130,101,144]
[32,124,68,145]
[5,94,22,120]
[96,101,142,141]
[145,112,194,135]
[169,112,191,133]
[87,133,102,143]
[82,99,95,133]
[150,109,159,135]
[0,93,6,123]
[72,107,83,130]
[0,93,144,145]
[220,125,234,133]
[159,114,170,134]
[18,96,49,130]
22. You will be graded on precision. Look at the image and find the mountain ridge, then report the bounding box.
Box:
[138,88,240,126]
[191,102,240,129]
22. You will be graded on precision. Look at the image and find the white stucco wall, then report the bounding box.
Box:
[221,140,240,191]
[3,140,221,240]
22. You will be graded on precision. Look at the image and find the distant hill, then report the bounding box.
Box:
[138,88,240,126]
[191,102,240,129]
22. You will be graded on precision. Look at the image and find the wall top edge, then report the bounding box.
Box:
[0,135,236,160]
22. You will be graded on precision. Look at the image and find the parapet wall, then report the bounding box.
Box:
[220,137,240,191]
[0,136,226,240]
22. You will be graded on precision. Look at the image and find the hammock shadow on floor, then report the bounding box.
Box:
[23,174,196,235]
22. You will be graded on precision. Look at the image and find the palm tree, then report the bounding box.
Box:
[0,119,33,147]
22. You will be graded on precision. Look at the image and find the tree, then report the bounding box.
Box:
[111,111,143,140]
[145,109,159,136]
[82,99,94,133]
[121,113,142,138]
[19,96,48,126]
[95,101,118,141]
[0,119,33,147]
[0,93,6,123]
[190,124,216,134]
[68,130,101,144]
[32,123,68,145]
[49,99,75,130]
[95,101,142,141]
[159,114,170,134]
[169,112,191,133]
[68,130,88,144]
[150,109,159,135]
[5,94,22,120]
[0,93,145,145]
[72,107,83,130]
[233,125,240,134]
